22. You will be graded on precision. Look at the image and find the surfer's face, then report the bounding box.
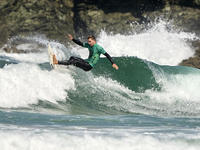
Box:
[87,38,96,47]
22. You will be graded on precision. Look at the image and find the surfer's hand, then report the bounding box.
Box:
[112,63,119,70]
[68,34,73,40]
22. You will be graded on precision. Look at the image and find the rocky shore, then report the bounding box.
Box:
[0,0,200,68]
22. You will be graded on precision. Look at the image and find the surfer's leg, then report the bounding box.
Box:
[71,57,92,71]
[58,56,92,71]
[58,57,73,65]
[58,56,79,65]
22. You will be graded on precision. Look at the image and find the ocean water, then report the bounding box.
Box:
[1,21,200,149]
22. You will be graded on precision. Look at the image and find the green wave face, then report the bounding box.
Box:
[92,57,160,92]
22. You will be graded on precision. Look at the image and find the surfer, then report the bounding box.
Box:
[53,34,119,71]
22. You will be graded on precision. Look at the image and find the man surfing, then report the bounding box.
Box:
[53,34,118,71]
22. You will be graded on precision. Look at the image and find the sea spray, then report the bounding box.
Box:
[96,20,197,65]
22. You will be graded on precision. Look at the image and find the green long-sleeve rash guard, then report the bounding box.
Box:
[72,38,114,67]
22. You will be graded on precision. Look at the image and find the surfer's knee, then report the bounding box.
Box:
[83,66,92,71]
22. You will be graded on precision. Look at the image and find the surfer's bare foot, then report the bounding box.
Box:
[53,55,58,64]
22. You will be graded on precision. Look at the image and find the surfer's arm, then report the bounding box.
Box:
[104,52,114,64]
[68,34,83,46]
[104,52,119,70]
[72,38,83,46]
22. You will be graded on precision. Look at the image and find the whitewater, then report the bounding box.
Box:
[0,21,200,149]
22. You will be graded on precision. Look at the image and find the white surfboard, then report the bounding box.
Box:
[48,44,57,69]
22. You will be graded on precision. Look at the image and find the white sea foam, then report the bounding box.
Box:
[146,74,200,103]
[0,130,199,150]
[0,63,75,108]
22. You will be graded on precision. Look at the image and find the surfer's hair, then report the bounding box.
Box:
[87,35,96,41]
